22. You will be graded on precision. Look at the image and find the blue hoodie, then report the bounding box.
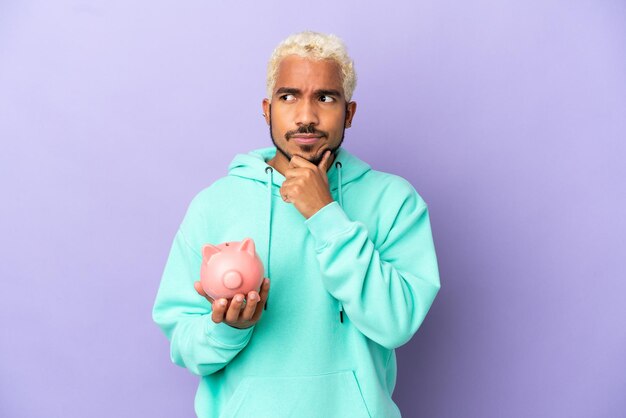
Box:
[152,146,441,418]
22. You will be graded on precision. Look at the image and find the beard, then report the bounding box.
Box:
[268,104,346,165]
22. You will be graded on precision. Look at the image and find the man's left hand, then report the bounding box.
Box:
[281,150,334,219]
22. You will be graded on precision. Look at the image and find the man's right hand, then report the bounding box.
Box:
[193,278,270,329]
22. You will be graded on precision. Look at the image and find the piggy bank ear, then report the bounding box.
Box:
[239,238,256,256]
[202,244,221,259]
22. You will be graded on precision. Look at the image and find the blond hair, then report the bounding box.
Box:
[266,31,357,102]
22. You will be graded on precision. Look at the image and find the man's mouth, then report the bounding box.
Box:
[290,135,323,145]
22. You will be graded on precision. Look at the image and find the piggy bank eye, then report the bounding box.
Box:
[225,243,230,246]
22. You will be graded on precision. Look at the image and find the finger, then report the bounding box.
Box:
[252,279,271,321]
[195,281,215,304]
[225,294,246,323]
[289,155,316,169]
[281,180,305,195]
[280,184,293,203]
[194,281,206,297]
[211,298,228,323]
[317,150,332,173]
[284,167,313,179]
[240,291,259,321]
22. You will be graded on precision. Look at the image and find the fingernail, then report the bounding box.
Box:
[235,295,243,302]
[219,299,227,306]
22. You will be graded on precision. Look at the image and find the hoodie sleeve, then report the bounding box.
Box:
[152,195,254,376]
[304,180,440,350]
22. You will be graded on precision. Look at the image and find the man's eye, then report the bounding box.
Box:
[319,95,335,103]
[280,94,296,101]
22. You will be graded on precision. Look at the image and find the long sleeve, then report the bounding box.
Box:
[152,215,254,376]
[304,184,441,350]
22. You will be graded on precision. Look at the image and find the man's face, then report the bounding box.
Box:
[262,55,357,166]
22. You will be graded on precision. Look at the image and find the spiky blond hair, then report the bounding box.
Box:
[266,31,357,102]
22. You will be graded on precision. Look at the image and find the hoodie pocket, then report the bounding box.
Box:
[219,370,371,418]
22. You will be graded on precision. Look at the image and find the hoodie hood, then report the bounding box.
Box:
[227,146,371,196]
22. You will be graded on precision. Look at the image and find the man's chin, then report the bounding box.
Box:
[307,153,325,166]
[293,149,327,165]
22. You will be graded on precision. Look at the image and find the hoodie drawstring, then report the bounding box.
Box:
[264,166,274,311]
[335,161,344,323]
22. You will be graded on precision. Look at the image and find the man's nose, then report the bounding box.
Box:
[294,100,319,126]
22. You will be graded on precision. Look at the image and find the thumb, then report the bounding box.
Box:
[318,150,332,173]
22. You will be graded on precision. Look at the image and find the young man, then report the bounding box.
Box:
[153,31,441,418]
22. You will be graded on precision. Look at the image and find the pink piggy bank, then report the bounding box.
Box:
[199,238,264,300]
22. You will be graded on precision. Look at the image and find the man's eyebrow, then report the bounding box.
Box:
[275,87,300,96]
[314,89,342,97]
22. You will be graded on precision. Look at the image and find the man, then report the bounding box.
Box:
[153,31,440,418]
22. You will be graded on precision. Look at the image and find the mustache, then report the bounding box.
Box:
[285,125,327,139]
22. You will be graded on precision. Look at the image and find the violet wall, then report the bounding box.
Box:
[1,1,624,417]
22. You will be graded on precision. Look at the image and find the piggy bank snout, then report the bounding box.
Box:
[222,270,243,289]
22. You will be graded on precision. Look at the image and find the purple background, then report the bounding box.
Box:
[1,1,624,417]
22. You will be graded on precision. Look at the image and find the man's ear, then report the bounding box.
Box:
[345,101,357,128]
[262,99,271,125]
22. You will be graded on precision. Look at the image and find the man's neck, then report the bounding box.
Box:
[266,153,289,176]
